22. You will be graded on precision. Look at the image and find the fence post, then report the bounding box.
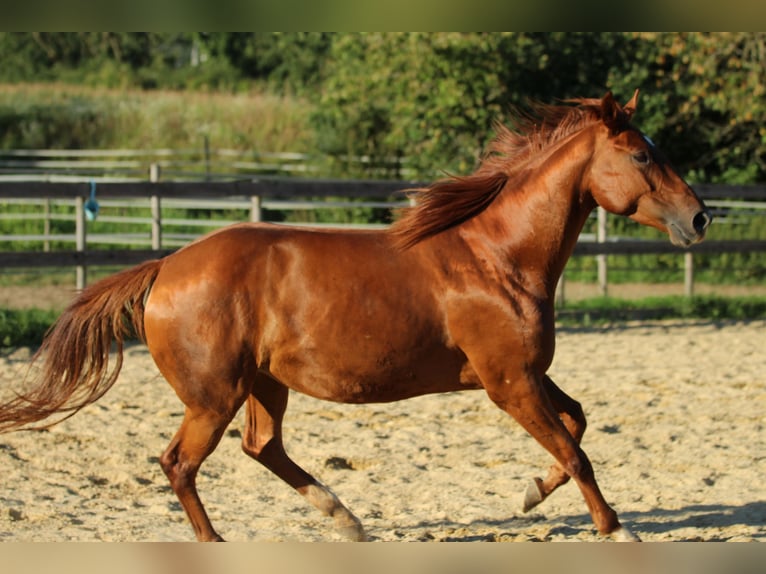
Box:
[684,251,694,297]
[149,162,161,182]
[203,135,211,181]
[251,195,262,222]
[150,163,162,249]
[75,195,86,290]
[555,274,566,308]
[597,206,608,296]
[151,195,162,250]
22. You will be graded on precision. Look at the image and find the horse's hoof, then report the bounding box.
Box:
[522,477,545,513]
[612,526,641,542]
[336,524,368,541]
[334,511,368,541]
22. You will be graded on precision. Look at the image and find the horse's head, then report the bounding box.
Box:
[586,90,711,247]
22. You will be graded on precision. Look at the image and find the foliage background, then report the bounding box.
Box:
[0,32,765,287]
[0,32,764,184]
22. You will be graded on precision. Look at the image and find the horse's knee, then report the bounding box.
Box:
[562,450,594,482]
[158,450,199,492]
[159,447,179,478]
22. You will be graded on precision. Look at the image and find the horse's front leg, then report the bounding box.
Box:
[483,369,639,541]
[522,375,586,512]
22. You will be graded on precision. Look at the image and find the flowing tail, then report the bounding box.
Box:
[0,259,162,433]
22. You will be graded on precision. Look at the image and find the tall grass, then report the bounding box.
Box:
[0,83,315,152]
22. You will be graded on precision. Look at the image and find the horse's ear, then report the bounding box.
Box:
[623,89,639,119]
[600,90,628,134]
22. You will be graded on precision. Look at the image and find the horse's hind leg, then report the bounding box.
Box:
[242,374,367,541]
[522,375,587,512]
[159,406,238,541]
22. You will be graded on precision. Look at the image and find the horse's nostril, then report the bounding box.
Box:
[693,210,712,234]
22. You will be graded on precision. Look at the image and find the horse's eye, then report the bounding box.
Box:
[633,150,651,165]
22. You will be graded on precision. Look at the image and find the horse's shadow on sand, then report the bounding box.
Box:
[620,501,766,537]
[401,501,766,541]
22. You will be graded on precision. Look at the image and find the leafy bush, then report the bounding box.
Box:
[0,308,58,347]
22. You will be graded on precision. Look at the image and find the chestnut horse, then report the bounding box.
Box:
[0,91,711,542]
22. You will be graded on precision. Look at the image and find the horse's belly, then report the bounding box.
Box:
[264,340,475,403]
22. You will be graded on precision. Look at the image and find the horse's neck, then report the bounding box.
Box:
[458,132,596,300]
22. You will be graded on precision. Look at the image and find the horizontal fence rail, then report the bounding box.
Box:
[0,147,414,181]
[1,167,766,299]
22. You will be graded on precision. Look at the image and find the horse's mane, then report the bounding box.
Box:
[389,98,605,250]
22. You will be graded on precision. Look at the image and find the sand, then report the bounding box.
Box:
[0,318,764,542]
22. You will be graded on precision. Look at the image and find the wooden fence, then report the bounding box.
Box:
[0,146,409,181]
[1,167,766,300]
[0,148,318,181]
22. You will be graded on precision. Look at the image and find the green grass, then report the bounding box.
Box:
[0,308,58,348]
[556,294,766,326]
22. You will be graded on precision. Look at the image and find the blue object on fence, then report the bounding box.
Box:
[84,180,100,221]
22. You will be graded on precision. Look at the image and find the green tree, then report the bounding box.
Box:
[311,32,766,184]
[194,32,331,94]
[310,33,631,179]
[608,32,766,184]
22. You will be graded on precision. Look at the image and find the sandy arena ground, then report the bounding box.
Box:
[0,284,764,542]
